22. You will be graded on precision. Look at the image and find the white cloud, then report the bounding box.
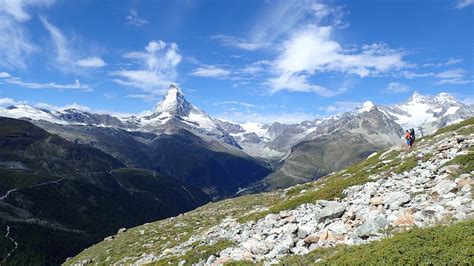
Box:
[76,57,106,68]
[436,68,473,85]
[111,40,182,95]
[422,58,463,68]
[275,26,405,77]
[3,76,92,91]
[0,97,27,106]
[190,66,231,78]
[0,71,11,78]
[125,9,148,27]
[265,21,405,96]
[267,72,346,96]
[0,0,53,69]
[211,34,270,51]
[385,82,410,93]
[455,0,474,8]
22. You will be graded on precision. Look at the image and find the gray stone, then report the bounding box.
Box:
[326,220,348,235]
[117,228,127,234]
[434,180,456,195]
[297,225,314,239]
[384,191,411,210]
[355,223,378,238]
[315,201,346,222]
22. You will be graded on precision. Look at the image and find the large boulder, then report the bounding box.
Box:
[315,200,346,222]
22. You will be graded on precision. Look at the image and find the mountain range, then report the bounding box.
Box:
[0,85,472,264]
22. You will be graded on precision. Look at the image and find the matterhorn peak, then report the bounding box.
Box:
[154,84,192,115]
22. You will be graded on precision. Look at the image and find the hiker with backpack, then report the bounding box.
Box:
[405,130,411,149]
[409,128,415,148]
[404,128,416,149]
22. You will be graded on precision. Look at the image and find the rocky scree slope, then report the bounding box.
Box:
[67,117,474,265]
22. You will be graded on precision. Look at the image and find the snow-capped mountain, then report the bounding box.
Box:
[218,93,473,160]
[379,92,474,136]
[215,119,321,159]
[137,84,240,147]
[0,84,240,148]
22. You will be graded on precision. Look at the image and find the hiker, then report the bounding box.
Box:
[409,128,416,148]
[405,130,411,149]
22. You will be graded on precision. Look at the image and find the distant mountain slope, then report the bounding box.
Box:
[249,106,404,192]
[35,122,270,199]
[0,117,210,265]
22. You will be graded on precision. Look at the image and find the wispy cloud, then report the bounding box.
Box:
[40,17,106,71]
[213,101,258,109]
[111,40,182,95]
[211,34,270,51]
[76,56,106,68]
[422,58,463,68]
[248,0,346,44]
[127,94,160,102]
[40,16,71,64]
[436,68,473,85]
[190,66,231,78]
[0,0,54,69]
[385,82,410,93]
[125,9,148,27]
[402,68,472,85]
[0,73,91,91]
[455,0,474,8]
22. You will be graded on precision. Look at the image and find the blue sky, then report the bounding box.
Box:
[0,0,473,123]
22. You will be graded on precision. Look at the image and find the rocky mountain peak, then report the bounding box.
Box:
[434,92,457,105]
[408,91,430,103]
[154,84,192,116]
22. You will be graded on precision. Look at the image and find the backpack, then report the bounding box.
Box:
[410,128,415,141]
